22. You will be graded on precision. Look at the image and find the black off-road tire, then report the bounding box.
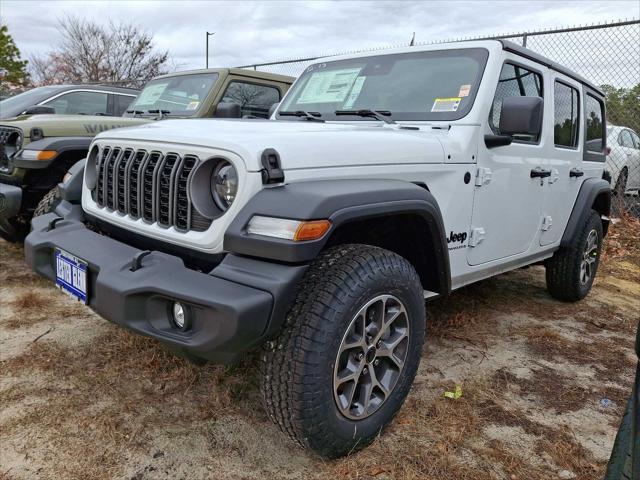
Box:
[260,244,426,458]
[33,186,62,217]
[545,209,603,302]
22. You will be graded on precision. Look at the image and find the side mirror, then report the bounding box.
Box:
[21,105,56,115]
[485,96,543,148]
[499,96,543,136]
[268,102,279,119]
[214,102,241,119]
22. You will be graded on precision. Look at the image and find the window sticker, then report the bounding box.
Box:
[186,101,200,110]
[136,82,169,105]
[343,76,366,109]
[431,97,462,112]
[458,84,471,97]
[297,68,362,104]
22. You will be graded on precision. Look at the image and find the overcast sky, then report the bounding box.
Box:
[1,0,638,71]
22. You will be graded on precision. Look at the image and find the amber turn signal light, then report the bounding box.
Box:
[294,220,331,241]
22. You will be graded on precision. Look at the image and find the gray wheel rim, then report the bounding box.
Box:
[580,229,599,285]
[333,294,410,420]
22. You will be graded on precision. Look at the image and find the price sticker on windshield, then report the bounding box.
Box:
[431,97,462,112]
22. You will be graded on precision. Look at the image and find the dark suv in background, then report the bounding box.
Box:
[0,85,139,119]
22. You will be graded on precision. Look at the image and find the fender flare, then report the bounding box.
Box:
[560,177,611,247]
[13,137,92,169]
[224,179,451,293]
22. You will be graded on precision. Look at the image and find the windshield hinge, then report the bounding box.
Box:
[261,148,285,184]
[469,227,486,247]
[475,167,492,187]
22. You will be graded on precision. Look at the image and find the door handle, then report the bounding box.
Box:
[530,167,552,178]
[569,168,584,178]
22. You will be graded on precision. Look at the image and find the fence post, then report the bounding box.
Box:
[522,33,528,47]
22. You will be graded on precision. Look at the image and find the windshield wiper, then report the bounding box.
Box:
[335,109,395,124]
[126,109,144,117]
[278,110,324,122]
[148,109,171,119]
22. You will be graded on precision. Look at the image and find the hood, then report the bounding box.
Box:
[0,114,150,139]
[96,119,446,171]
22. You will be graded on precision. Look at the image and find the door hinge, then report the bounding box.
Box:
[541,216,553,231]
[469,227,486,247]
[475,167,492,186]
[548,168,560,184]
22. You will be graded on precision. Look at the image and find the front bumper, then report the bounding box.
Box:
[0,182,23,239]
[25,212,307,363]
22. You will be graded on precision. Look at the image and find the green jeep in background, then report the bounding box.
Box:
[0,68,293,241]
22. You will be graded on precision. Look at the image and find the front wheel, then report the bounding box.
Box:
[260,244,425,458]
[33,186,62,218]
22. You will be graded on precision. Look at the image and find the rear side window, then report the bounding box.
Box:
[585,94,605,154]
[115,95,134,116]
[631,131,640,149]
[220,81,280,118]
[490,63,543,143]
[553,81,580,148]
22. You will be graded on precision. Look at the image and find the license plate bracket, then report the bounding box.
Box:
[54,248,88,304]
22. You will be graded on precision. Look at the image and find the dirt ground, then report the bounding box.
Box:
[1,218,638,480]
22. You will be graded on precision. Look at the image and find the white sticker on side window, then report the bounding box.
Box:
[297,68,362,104]
[431,97,462,112]
[343,76,366,109]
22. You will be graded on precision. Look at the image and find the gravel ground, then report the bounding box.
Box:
[1,218,638,480]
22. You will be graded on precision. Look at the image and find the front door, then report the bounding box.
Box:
[467,61,546,266]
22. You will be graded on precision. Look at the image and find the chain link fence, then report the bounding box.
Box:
[239,19,640,216]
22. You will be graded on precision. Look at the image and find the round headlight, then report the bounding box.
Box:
[211,160,238,210]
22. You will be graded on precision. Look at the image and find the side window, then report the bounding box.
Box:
[584,94,605,154]
[553,81,580,148]
[115,95,134,116]
[619,130,634,148]
[220,82,280,118]
[45,91,108,115]
[631,131,640,150]
[490,63,543,143]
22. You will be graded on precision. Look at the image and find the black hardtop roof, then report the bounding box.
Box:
[499,40,604,96]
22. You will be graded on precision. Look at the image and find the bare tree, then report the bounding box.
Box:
[30,16,169,87]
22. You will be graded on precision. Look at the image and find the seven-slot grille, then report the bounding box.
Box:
[0,127,22,173]
[91,145,210,232]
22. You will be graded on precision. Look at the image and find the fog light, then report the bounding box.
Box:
[172,302,187,329]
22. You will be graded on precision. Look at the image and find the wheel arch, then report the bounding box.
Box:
[224,179,451,295]
[561,177,612,247]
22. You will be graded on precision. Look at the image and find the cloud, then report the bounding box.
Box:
[1,0,637,72]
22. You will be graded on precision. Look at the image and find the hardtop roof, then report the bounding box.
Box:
[152,68,294,84]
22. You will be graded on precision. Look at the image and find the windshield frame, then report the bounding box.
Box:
[125,72,220,118]
[277,47,490,122]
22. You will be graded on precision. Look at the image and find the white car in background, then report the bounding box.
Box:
[606,124,640,195]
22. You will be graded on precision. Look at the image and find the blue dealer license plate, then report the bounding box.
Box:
[55,248,88,304]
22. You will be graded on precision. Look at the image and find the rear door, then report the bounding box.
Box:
[540,77,583,246]
[467,59,547,266]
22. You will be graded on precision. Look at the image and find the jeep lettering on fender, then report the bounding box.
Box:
[25,40,611,458]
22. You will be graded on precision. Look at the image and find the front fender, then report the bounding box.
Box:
[12,137,92,169]
[224,179,450,289]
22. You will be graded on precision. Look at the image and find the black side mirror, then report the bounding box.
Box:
[268,102,279,119]
[499,96,543,136]
[21,105,56,115]
[485,96,543,148]
[214,102,241,119]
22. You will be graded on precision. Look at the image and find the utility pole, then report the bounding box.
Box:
[206,31,215,69]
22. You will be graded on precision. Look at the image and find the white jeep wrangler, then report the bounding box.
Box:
[25,40,611,457]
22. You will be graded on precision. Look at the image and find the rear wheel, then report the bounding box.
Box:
[260,244,425,458]
[545,209,603,301]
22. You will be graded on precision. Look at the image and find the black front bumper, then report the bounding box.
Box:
[25,212,307,363]
[0,182,23,239]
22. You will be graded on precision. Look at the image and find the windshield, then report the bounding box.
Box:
[127,73,219,116]
[0,86,64,119]
[278,48,488,122]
